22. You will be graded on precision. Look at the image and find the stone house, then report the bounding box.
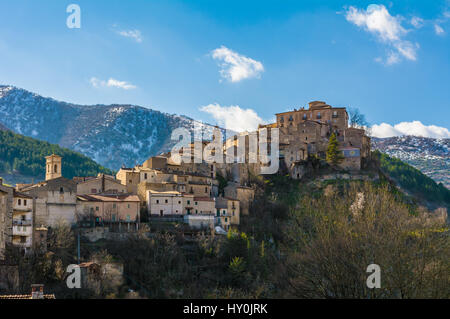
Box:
[0,179,13,259]
[76,194,140,225]
[18,155,77,228]
[76,174,127,195]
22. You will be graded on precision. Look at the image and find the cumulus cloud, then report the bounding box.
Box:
[434,24,445,35]
[372,121,450,138]
[90,77,137,90]
[211,46,264,83]
[410,16,424,28]
[117,29,143,43]
[200,103,264,132]
[345,4,419,64]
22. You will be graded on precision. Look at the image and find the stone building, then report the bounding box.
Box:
[76,174,127,195]
[18,155,77,228]
[273,101,370,173]
[76,194,140,225]
[12,191,33,253]
[0,178,13,259]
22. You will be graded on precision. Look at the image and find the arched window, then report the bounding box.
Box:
[54,165,58,173]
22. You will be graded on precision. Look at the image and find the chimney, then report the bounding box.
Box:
[31,284,44,299]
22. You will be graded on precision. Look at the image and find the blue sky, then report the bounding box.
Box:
[0,0,449,137]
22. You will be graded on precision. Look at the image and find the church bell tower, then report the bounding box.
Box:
[45,154,62,181]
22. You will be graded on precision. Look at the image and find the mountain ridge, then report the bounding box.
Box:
[372,136,449,188]
[0,85,220,170]
[0,85,448,187]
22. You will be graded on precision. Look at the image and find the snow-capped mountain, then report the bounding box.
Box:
[372,136,449,188]
[0,85,222,170]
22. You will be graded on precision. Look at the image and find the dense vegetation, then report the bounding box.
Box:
[373,150,450,207]
[3,172,448,299]
[1,142,448,298]
[0,130,113,181]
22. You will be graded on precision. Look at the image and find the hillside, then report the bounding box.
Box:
[372,136,449,188]
[0,129,113,185]
[0,85,222,170]
[372,150,450,209]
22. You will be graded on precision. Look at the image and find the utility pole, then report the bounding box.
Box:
[77,229,80,264]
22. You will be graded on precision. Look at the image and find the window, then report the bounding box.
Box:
[303,114,307,120]
[165,199,168,204]
[317,112,321,119]
[223,210,226,215]
[113,204,116,209]
[127,204,130,208]
[60,187,64,194]
[195,210,198,214]
[289,115,293,121]
[156,200,159,204]
[195,201,198,205]
[129,180,132,184]
[96,206,99,211]
[54,164,58,173]
[126,215,130,222]
[187,200,190,205]
[178,201,181,204]
[18,199,21,205]
[144,173,148,179]
[205,187,208,193]
[332,111,338,118]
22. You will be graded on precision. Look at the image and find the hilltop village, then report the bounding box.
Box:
[0,101,370,257]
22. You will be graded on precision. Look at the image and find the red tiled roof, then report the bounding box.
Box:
[194,197,215,202]
[77,194,140,202]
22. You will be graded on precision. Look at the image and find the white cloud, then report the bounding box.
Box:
[117,29,143,43]
[434,24,445,35]
[345,4,419,64]
[200,103,264,132]
[410,16,424,28]
[372,121,450,138]
[211,46,264,83]
[90,77,137,90]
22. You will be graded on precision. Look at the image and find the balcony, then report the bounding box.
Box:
[13,225,32,236]
[13,206,32,212]
[12,239,32,248]
[13,219,32,226]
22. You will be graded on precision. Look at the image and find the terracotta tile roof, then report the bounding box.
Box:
[77,194,140,202]
[13,190,32,199]
[0,294,55,299]
[194,197,215,202]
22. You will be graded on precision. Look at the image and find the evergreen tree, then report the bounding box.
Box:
[326,132,343,167]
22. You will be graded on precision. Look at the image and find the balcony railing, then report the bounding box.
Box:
[13,225,32,236]
[13,220,32,226]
